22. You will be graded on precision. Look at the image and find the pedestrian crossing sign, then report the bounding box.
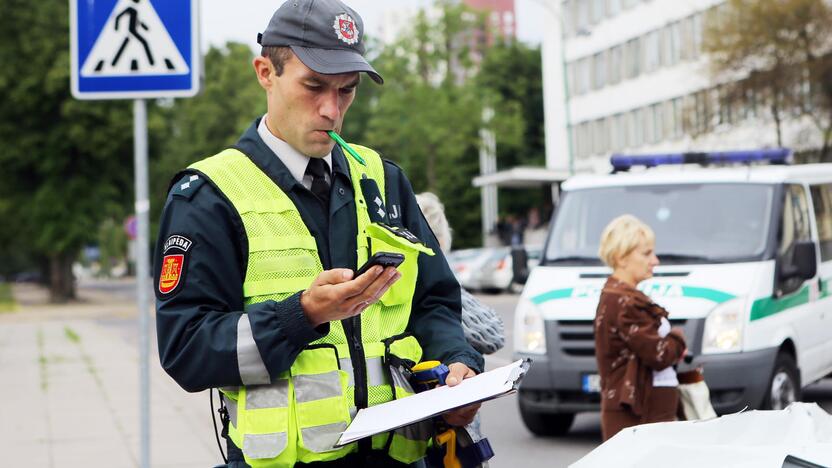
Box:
[70,0,200,100]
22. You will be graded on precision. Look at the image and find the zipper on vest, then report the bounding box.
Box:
[343,317,368,410]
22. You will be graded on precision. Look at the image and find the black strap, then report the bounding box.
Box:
[210,389,229,464]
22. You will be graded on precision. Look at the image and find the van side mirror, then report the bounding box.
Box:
[779,241,817,282]
[511,247,529,285]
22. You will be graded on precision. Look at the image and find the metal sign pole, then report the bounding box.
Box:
[133,98,151,468]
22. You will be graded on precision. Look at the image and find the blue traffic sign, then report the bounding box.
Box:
[70,0,200,100]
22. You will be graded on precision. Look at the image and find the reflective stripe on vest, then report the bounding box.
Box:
[191,146,431,466]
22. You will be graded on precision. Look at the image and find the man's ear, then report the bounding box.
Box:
[253,56,273,90]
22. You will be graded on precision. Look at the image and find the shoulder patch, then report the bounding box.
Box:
[171,173,206,200]
[157,234,193,298]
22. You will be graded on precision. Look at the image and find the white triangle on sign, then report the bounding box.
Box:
[81,0,189,77]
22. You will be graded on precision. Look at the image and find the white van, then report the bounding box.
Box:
[513,151,832,436]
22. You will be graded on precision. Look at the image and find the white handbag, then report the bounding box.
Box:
[677,368,717,420]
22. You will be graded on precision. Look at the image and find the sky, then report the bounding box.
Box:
[199,0,546,53]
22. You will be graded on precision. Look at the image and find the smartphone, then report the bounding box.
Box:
[355,252,405,277]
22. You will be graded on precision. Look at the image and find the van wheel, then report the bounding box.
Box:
[763,352,800,410]
[518,401,575,436]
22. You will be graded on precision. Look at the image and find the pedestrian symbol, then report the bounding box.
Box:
[81,0,188,77]
[70,0,199,99]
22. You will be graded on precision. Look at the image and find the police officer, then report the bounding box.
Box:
[154,1,483,467]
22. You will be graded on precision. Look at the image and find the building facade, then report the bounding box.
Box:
[543,0,825,174]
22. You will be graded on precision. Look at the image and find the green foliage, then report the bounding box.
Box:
[0,283,15,313]
[703,0,832,156]
[149,42,265,232]
[0,0,134,297]
[351,2,489,247]
[97,218,128,277]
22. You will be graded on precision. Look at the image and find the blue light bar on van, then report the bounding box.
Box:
[610,148,791,172]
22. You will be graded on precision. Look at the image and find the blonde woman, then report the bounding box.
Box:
[595,215,687,441]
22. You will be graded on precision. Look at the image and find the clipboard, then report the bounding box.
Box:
[335,358,531,447]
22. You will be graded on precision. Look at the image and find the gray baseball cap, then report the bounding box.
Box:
[258,0,383,84]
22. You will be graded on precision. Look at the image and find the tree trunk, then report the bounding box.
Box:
[771,102,783,147]
[49,250,76,303]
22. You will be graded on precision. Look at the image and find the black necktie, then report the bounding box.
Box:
[305,158,330,206]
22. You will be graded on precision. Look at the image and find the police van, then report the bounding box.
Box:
[513,149,832,436]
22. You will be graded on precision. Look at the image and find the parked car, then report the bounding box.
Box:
[447,248,492,291]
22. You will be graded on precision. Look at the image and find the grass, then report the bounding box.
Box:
[64,326,80,343]
[0,282,15,313]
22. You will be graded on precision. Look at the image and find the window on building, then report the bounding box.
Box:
[672,97,683,138]
[608,45,623,85]
[641,107,653,144]
[692,13,704,59]
[644,30,661,73]
[624,38,641,79]
[633,107,647,146]
[652,103,664,142]
[680,16,696,61]
[593,51,606,89]
[608,115,619,151]
[669,21,682,65]
[591,0,605,24]
[562,1,576,38]
[743,87,757,120]
[659,26,670,68]
[662,100,675,140]
[577,0,590,31]
[607,0,622,17]
[579,58,592,94]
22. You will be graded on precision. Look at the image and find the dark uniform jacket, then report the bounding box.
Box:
[594,277,685,417]
[154,119,483,466]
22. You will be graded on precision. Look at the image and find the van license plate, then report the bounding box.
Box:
[582,374,601,393]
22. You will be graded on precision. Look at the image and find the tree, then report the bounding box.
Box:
[344,2,489,247]
[703,0,832,159]
[477,40,547,223]
[149,42,265,235]
[0,1,134,301]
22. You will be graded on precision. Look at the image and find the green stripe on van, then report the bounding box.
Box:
[750,286,810,322]
[531,288,574,305]
[530,285,735,306]
[678,286,735,304]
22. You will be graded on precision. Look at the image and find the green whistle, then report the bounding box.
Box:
[327,131,366,166]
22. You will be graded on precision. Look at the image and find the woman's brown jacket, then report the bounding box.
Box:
[594,277,686,416]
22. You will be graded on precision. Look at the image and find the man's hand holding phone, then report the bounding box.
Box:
[301,252,404,326]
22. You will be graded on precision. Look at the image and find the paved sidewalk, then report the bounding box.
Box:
[0,281,222,467]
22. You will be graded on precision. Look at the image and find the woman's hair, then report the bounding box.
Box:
[598,214,655,268]
[414,192,452,253]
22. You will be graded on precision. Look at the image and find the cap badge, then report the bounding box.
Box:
[333,13,359,45]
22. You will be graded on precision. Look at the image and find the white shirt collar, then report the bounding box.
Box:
[257,115,332,187]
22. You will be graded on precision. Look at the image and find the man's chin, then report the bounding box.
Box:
[304,140,336,158]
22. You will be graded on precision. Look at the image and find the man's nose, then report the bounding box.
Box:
[319,90,341,122]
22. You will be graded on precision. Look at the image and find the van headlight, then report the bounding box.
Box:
[702,298,745,354]
[514,298,547,354]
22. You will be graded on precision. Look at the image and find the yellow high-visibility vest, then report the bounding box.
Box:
[190,144,433,467]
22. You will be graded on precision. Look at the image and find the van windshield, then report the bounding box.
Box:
[544,183,775,265]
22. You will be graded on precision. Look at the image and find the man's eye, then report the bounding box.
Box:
[305,83,322,91]
[340,87,356,94]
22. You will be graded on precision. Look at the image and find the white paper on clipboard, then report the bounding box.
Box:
[336,358,531,447]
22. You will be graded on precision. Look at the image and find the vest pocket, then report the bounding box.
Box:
[292,346,354,463]
[234,377,298,467]
[370,237,418,307]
